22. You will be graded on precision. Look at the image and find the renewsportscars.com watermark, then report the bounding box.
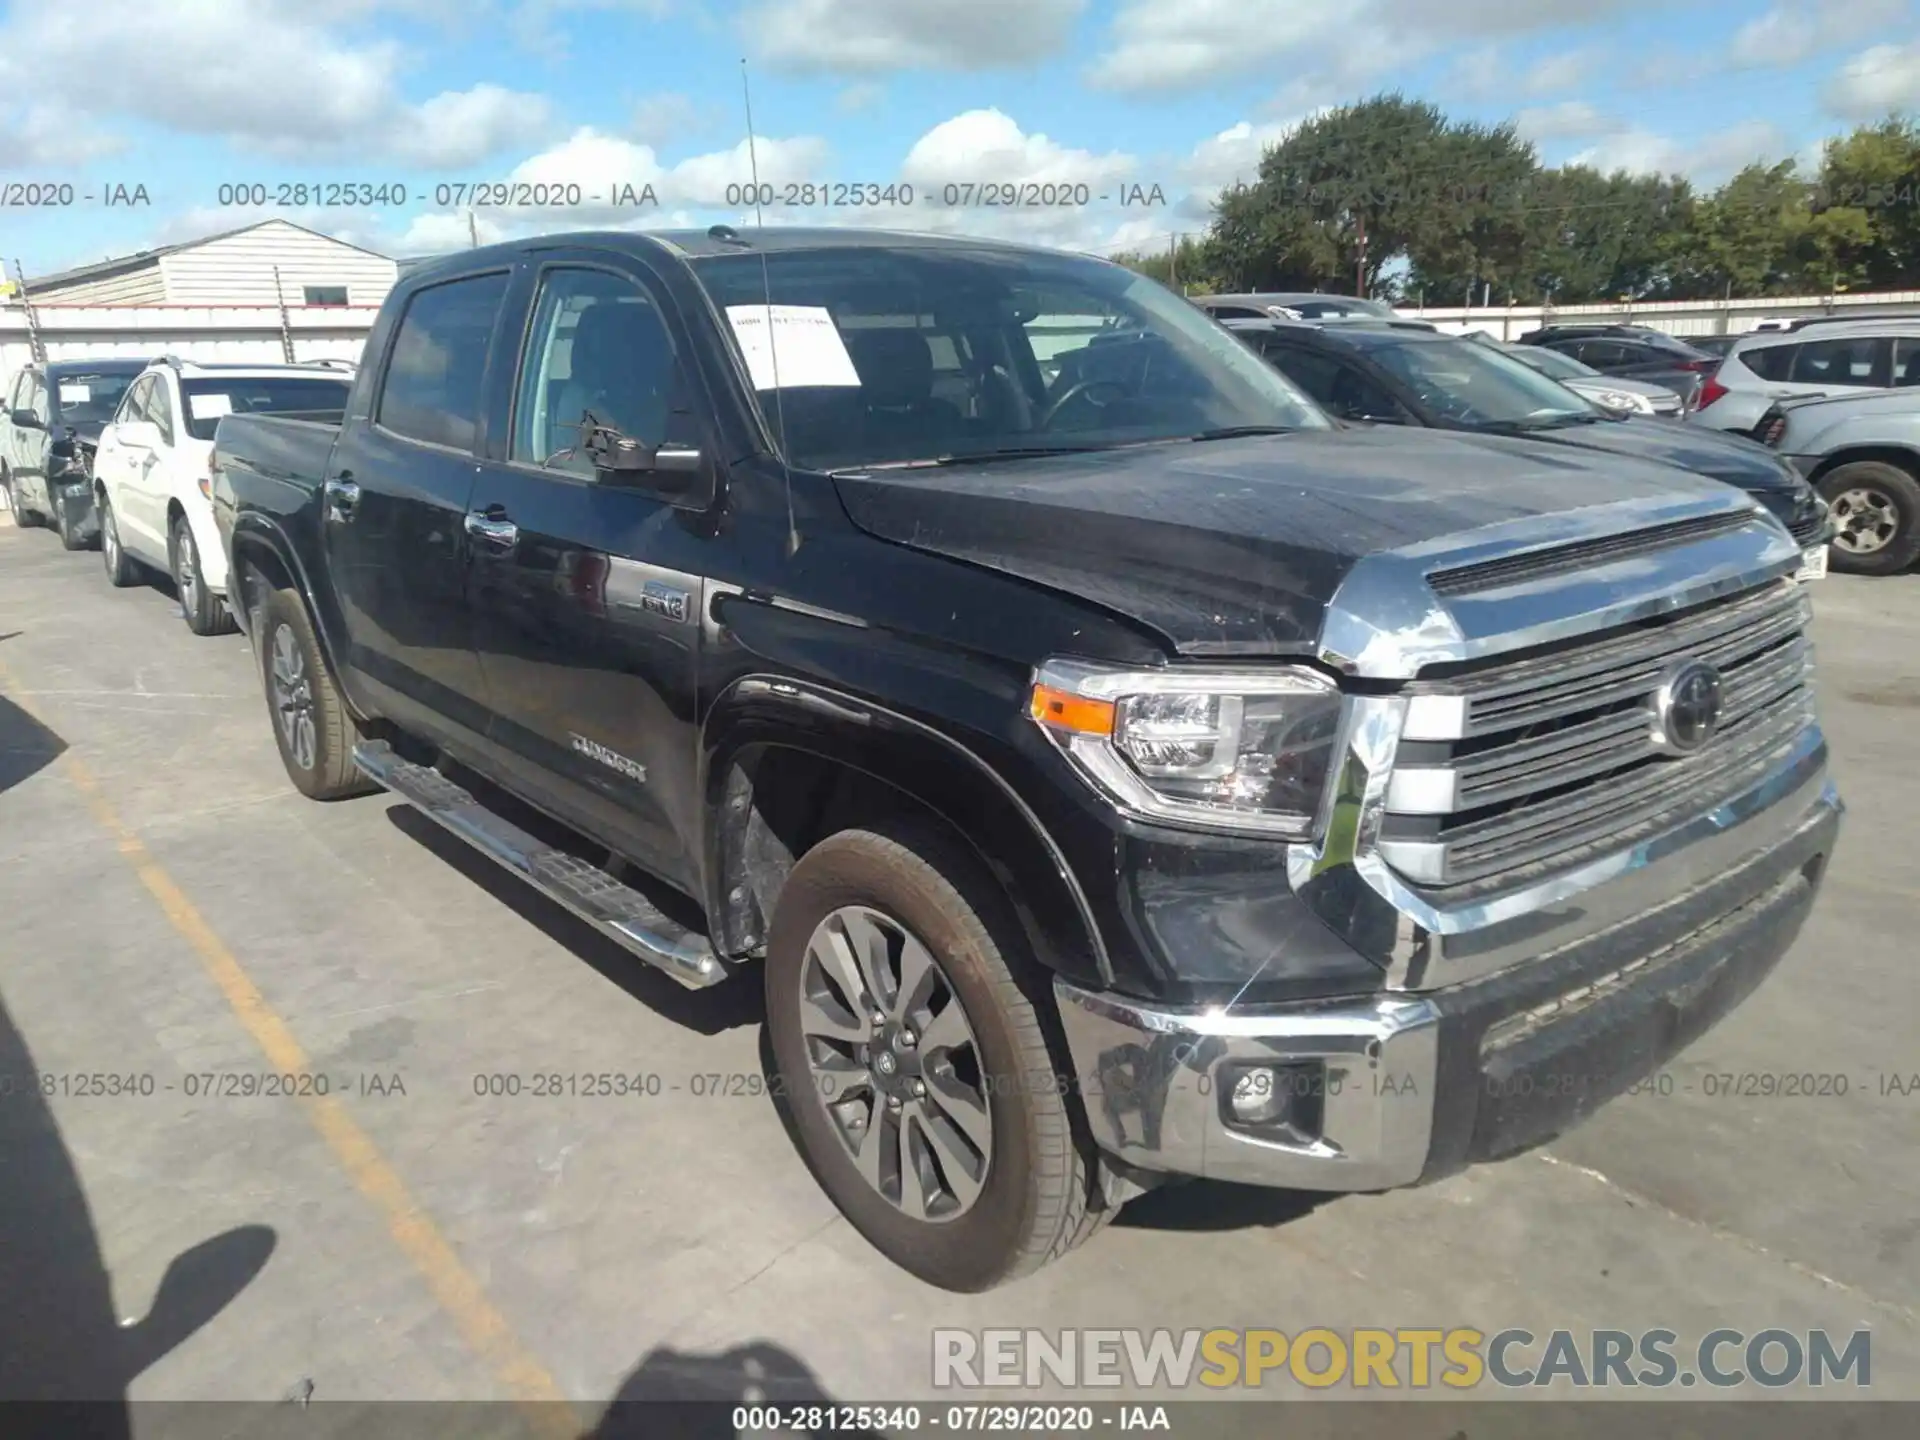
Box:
[933,1328,1872,1391]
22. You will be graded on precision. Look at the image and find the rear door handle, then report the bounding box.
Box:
[464,510,518,547]
[324,475,361,520]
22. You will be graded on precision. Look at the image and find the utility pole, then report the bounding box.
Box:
[10,258,46,363]
[1354,212,1368,297]
[467,209,481,249]
[1168,231,1179,291]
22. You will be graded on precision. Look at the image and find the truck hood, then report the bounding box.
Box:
[831,429,1772,662]
[1483,414,1801,494]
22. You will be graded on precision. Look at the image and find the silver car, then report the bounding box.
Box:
[1760,386,1920,575]
[1195,292,1411,323]
[1692,318,1920,435]
[1499,343,1685,415]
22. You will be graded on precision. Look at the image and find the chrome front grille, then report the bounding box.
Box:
[1377,580,1816,891]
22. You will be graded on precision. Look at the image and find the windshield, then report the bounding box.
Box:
[1363,337,1597,428]
[689,246,1330,472]
[179,376,351,441]
[1505,345,1597,380]
[51,373,137,427]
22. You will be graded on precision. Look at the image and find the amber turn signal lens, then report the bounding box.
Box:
[1029,684,1115,736]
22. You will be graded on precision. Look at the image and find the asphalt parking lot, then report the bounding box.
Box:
[2,513,1918,1425]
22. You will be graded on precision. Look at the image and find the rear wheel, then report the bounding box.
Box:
[4,468,44,528]
[765,822,1114,1291]
[171,513,237,635]
[54,497,88,551]
[100,494,139,585]
[1819,461,1920,577]
[259,585,374,800]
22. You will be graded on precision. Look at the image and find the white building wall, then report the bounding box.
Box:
[155,220,398,308]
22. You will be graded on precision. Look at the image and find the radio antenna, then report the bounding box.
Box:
[742,57,800,557]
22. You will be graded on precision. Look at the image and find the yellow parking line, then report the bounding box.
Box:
[0,658,580,1435]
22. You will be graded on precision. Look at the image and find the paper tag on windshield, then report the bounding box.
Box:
[59,383,91,404]
[725,305,861,390]
[188,393,233,420]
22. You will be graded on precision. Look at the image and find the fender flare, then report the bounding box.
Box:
[227,512,354,694]
[701,673,1113,989]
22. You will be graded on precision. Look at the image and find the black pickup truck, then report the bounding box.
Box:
[211,228,1841,1292]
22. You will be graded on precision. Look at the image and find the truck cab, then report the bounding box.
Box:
[212,228,1841,1292]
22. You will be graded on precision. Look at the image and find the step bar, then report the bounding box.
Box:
[352,741,731,990]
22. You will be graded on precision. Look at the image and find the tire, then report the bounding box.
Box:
[1818,461,1920,577]
[4,469,44,528]
[258,585,374,800]
[171,513,238,635]
[765,821,1114,1292]
[99,494,139,586]
[55,496,89,552]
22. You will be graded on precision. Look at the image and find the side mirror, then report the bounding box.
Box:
[9,408,41,429]
[585,423,707,498]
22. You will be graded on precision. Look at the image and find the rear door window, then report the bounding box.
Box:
[1742,343,1797,381]
[1893,338,1920,387]
[377,272,511,452]
[1789,336,1892,387]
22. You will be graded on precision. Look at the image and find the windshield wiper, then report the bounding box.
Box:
[835,444,1123,473]
[1475,413,1598,434]
[1185,425,1298,442]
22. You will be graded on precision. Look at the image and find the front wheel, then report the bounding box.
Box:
[1820,461,1920,576]
[765,822,1112,1291]
[100,494,139,586]
[171,513,237,635]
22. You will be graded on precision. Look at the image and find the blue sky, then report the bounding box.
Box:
[2,0,1916,278]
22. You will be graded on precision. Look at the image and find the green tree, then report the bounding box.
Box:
[1811,116,1920,289]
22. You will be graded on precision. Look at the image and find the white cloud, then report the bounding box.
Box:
[0,103,126,169]
[0,0,553,166]
[1088,0,1635,93]
[394,86,556,169]
[1732,0,1909,70]
[629,92,705,144]
[836,83,888,113]
[1568,119,1787,184]
[1514,102,1622,142]
[1448,45,1603,102]
[744,0,1084,74]
[1822,42,1920,119]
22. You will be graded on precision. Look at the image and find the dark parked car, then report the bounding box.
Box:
[211,228,1837,1292]
[0,357,146,548]
[1517,323,1720,409]
[1228,318,1832,575]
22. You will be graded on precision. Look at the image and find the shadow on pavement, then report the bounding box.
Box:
[0,991,276,1426]
[588,1340,881,1439]
[383,803,763,1037]
[0,692,66,798]
[1111,1178,1329,1233]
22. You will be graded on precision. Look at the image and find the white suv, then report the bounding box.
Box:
[1693,319,1920,434]
[94,359,352,633]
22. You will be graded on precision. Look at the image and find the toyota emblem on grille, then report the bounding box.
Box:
[1652,660,1724,754]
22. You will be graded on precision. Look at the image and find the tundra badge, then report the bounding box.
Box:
[571,734,647,783]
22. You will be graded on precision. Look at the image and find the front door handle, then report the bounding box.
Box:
[324,475,361,521]
[464,510,518,548]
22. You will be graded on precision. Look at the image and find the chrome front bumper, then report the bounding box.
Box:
[1054,760,1843,1192]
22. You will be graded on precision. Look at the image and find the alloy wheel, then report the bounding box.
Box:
[1829,486,1898,556]
[175,525,199,614]
[796,904,992,1222]
[269,623,318,772]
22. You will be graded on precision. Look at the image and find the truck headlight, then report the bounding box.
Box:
[1028,659,1344,838]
